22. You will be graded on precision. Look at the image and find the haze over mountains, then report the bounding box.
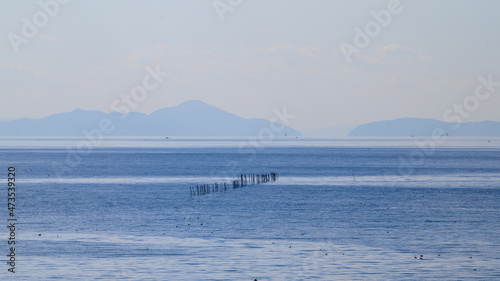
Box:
[0,100,300,137]
[0,101,498,137]
[349,118,500,137]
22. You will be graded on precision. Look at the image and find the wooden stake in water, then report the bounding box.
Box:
[190,172,279,196]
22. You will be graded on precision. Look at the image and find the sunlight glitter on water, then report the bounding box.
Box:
[21,174,500,189]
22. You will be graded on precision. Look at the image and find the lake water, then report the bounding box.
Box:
[1,137,500,280]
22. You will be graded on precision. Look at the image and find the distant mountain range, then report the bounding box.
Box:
[349,118,500,137]
[1,103,498,137]
[0,100,301,137]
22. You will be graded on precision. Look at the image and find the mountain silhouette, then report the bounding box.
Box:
[0,100,301,137]
[349,118,500,137]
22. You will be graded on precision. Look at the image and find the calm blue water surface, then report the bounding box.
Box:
[1,138,499,280]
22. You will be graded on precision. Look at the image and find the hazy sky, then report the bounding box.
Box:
[1,0,499,130]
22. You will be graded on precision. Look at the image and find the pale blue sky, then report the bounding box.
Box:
[1,0,499,130]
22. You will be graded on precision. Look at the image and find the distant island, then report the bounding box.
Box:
[349,118,500,137]
[0,100,301,137]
